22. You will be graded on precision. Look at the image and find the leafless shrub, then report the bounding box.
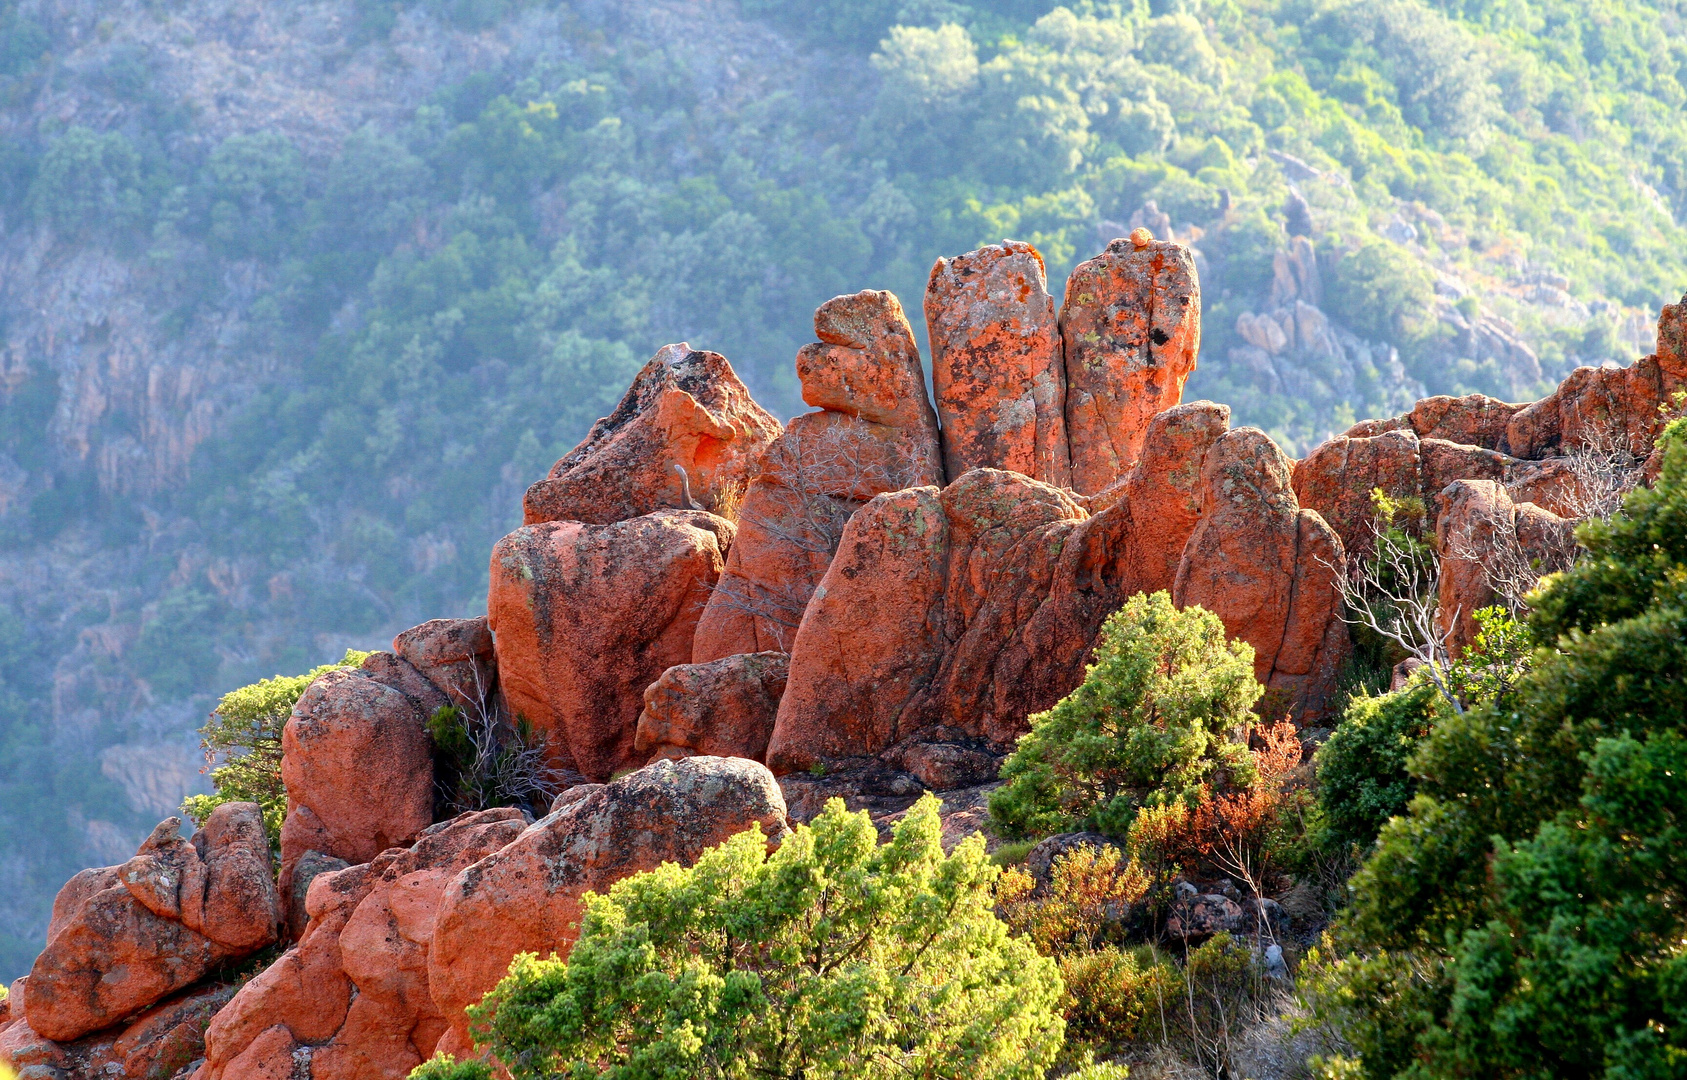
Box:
[1558,422,1643,523]
[1322,492,1462,713]
[429,664,565,818]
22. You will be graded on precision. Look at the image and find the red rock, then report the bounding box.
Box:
[797,290,943,467]
[634,651,789,763]
[392,616,496,711]
[358,651,450,722]
[1434,480,1574,653]
[1406,393,1523,452]
[26,804,280,1042]
[1173,428,1349,718]
[1114,401,1231,592]
[1292,429,1422,556]
[427,757,789,1060]
[925,241,1070,485]
[279,668,434,901]
[487,509,733,780]
[1506,324,1687,460]
[1060,238,1201,494]
[692,292,943,661]
[201,809,528,1080]
[523,344,781,526]
[767,419,1231,776]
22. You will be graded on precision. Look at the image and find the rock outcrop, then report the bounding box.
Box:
[200,808,528,1080]
[392,616,497,711]
[925,241,1070,486]
[25,803,279,1043]
[1174,428,1349,717]
[768,403,1232,778]
[522,344,781,526]
[1434,480,1575,652]
[488,509,734,780]
[634,651,790,763]
[692,290,942,660]
[279,667,435,900]
[428,757,790,1059]
[1,980,236,1080]
[1061,235,1201,494]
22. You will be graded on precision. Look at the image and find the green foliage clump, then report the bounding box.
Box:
[27,126,147,235]
[451,795,1065,1080]
[1320,430,1687,1076]
[1314,677,1447,853]
[989,591,1263,841]
[181,649,369,846]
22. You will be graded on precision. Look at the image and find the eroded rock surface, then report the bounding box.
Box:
[488,509,733,780]
[523,344,781,526]
[1174,428,1349,718]
[279,667,435,900]
[634,651,789,763]
[26,803,279,1043]
[428,757,789,1059]
[1434,479,1574,653]
[692,290,942,661]
[1061,237,1201,494]
[925,241,1070,485]
[200,808,528,1080]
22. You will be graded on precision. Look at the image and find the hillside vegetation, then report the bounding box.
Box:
[0,0,1683,978]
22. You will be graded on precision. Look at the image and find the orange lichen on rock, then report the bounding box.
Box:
[523,343,781,526]
[1174,428,1349,718]
[488,509,733,780]
[25,803,280,1043]
[1060,237,1201,494]
[634,651,789,763]
[692,290,942,661]
[200,808,528,1080]
[925,241,1070,485]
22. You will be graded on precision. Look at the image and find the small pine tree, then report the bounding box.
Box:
[988,590,1264,841]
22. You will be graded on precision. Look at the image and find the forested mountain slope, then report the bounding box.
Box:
[0,0,1682,978]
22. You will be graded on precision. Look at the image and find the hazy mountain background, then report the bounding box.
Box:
[0,0,1683,978]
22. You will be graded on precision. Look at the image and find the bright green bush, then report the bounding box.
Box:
[447,795,1065,1080]
[1314,677,1446,852]
[181,649,369,847]
[988,591,1263,841]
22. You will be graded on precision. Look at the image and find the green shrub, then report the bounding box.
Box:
[988,591,1263,841]
[181,649,369,847]
[1314,676,1446,852]
[451,794,1065,1080]
[27,125,147,235]
[1327,430,1687,1075]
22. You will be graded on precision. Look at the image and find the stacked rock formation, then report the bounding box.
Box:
[5,236,1682,1080]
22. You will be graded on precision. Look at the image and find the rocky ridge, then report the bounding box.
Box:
[2,235,1682,1079]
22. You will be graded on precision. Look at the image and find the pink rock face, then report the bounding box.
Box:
[634,651,790,763]
[768,409,1232,777]
[26,804,280,1043]
[1174,428,1349,719]
[392,616,497,711]
[279,668,435,900]
[201,809,528,1080]
[523,344,781,526]
[1434,480,1574,654]
[1060,238,1202,494]
[925,241,1070,485]
[692,292,943,661]
[488,509,733,780]
[1406,393,1524,452]
[0,981,235,1080]
[1292,429,1425,556]
[428,757,789,1060]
